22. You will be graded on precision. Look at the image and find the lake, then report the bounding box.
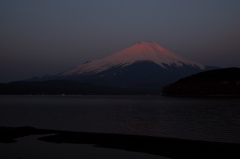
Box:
[0,95,240,158]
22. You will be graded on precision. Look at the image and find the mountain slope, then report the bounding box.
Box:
[59,41,205,76]
[32,41,216,90]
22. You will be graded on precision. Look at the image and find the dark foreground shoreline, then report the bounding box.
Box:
[1,126,240,159]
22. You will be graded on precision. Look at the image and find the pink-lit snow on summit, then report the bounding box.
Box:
[61,42,205,75]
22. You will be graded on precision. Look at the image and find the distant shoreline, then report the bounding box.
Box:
[1,94,240,97]
[163,94,240,98]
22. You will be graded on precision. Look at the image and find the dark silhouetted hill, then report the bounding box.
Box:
[162,67,240,97]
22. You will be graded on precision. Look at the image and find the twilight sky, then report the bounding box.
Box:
[1,0,240,82]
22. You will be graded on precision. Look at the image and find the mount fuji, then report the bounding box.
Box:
[32,42,217,90]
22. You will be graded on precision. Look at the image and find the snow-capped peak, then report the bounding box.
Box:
[60,41,205,75]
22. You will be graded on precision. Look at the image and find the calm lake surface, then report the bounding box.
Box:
[0,95,240,159]
[1,95,240,143]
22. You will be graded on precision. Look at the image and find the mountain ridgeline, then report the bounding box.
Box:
[30,42,215,89]
[1,42,219,95]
